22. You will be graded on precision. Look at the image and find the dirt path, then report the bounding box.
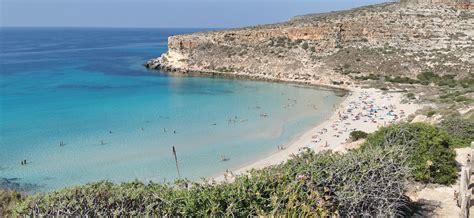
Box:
[408,148,473,217]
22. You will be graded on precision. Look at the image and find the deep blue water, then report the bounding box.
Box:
[0,27,343,192]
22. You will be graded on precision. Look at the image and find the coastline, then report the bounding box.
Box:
[146,67,351,93]
[145,55,423,182]
[214,86,421,182]
[141,0,472,183]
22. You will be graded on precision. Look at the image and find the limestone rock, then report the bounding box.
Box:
[146,2,473,88]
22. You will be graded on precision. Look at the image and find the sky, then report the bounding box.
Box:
[0,0,389,28]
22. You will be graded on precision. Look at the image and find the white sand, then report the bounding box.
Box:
[215,87,421,182]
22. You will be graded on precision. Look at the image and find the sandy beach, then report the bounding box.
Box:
[216,86,422,182]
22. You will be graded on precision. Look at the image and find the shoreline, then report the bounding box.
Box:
[214,86,421,182]
[145,61,352,93]
[145,61,422,182]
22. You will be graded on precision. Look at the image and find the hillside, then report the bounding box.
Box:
[146,2,473,88]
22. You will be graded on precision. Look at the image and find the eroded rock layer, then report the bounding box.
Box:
[146,2,474,88]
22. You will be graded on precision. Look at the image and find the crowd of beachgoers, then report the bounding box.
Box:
[220,87,420,181]
[309,90,410,150]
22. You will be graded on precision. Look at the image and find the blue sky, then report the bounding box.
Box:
[1,0,388,28]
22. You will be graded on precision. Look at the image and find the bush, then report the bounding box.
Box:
[459,77,474,88]
[0,190,24,216]
[360,123,457,185]
[383,71,464,87]
[455,96,470,102]
[301,42,309,50]
[406,93,415,99]
[439,117,474,148]
[13,147,412,217]
[355,73,381,81]
[437,75,457,87]
[349,130,368,141]
[426,110,436,117]
[415,71,458,87]
[416,71,439,85]
[386,76,418,84]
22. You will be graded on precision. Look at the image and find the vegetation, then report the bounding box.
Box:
[439,116,474,148]
[426,110,436,118]
[7,145,412,217]
[349,130,368,141]
[458,76,474,88]
[406,92,415,99]
[361,123,457,185]
[352,70,473,89]
[455,96,471,103]
[415,71,459,87]
[2,122,464,216]
[354,73,380,81]
[416,71,440,85]
[0,190,24,216]
[301,42,309,50]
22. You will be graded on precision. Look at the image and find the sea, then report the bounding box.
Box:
[0,27,344,192]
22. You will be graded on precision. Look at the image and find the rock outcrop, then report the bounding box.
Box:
[401,0,473,9]
[146,2,473,88]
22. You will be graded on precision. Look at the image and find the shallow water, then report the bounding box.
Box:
[0,27,344,192]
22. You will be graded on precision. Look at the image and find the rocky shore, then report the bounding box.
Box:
[146,1,473,89]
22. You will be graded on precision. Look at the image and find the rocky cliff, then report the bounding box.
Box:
[401,0,473,8]
[146,2,473,88]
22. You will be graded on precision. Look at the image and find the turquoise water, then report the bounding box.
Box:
[0,28,344,192]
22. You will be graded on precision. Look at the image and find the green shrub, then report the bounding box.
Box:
[349,130,368,141]
[415,72,459,87]
[13,147,411,217]
[439,117,474,148]
[406,93,415,99]
[360,123,457,185]
[382,71,466,87]
[386,76,418,84]
[301,42,309,50]
[455,96,470,102]
[0,190,24,216]
[355,73,380,81]
[367,73,379,80]
[426,110,436,117]
[459,77,474,88]
[417,71,439,85]
[437,75,457,87]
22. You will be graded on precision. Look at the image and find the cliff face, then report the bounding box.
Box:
[146,3,473,87]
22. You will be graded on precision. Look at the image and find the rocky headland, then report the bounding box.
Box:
[146,0,473,89]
